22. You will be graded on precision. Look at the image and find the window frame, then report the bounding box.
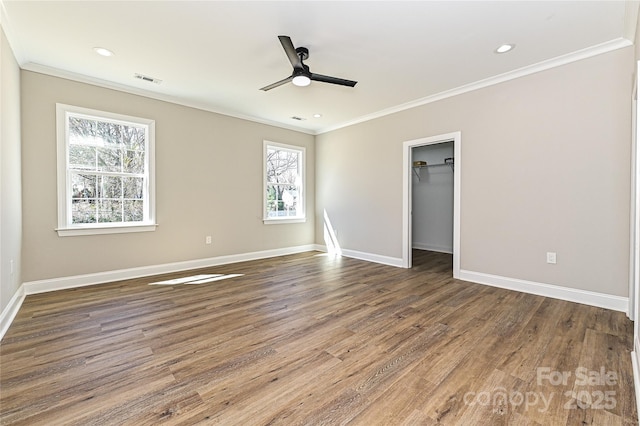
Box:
[55,103,157,236]
[263,140,306,224]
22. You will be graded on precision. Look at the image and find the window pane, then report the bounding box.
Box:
[124,200,144,222]
[123,149,145,174]
[97,121,121,146]
[71,174,96,200]
[69,116,98,145]
[69,145,96,171]
[266,149,299,184]
[281,185,299,216]
[99,176,122,199]
[72,200,96,223]
[98,200,123,223]
[266,200,278,217]
[266,185,277,217]
[123,177,144,199]
[266,184,299,218]
[96,147,122,172]
[123,125,146,151]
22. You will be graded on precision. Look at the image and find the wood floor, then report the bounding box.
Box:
[0,250,636,425]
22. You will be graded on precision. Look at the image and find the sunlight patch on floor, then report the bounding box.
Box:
[149,274,244,285]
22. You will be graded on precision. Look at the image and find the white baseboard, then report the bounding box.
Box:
[314,244,404,268]
[21,245,318,295]
[412,242,453,254]
[341,249,404,267]
[0,284,25,342]
[311,244,331,255]
[632,344,640,422]
[459,269,629,313]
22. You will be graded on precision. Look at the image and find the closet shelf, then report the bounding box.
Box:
[412,158,454,180]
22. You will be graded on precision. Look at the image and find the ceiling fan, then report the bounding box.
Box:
[260,35,357,91]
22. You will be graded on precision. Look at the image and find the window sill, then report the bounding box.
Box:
[263,218,306,225]
[56,223,158,237]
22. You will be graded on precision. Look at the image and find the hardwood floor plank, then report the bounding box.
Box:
[497,297,566,383]
[399,409,440,425]
[196,350,343,424]
[347,374,437,425]
[571,329,634,421]
[454,368,529,425]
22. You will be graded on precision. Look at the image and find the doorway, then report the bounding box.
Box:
[402,131,461,277]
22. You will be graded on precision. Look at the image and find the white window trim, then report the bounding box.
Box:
[263,140,306,224]
[55,103,157,236]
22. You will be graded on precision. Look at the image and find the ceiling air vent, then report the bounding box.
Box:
[134,73,162,84]
[290,116,306,121]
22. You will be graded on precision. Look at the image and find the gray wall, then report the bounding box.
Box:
[0,27,22,314]
[20,71,315,282]
[412,142,454,254]
[316,46,633,297]
[6,33,636,304]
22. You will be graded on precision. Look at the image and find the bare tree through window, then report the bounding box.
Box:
[265,143,304,219]
[67,115,147,224]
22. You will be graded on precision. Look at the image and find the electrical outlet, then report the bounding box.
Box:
[205,236,212,245]
[546,252,557,264]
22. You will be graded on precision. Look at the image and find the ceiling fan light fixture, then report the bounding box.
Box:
[292,74,311,87]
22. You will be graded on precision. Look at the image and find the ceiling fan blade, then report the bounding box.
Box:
[260,75,293,91]
[278,35,302,68]
[310,73,357,87]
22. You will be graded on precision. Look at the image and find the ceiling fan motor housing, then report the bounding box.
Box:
[296,47,309,61]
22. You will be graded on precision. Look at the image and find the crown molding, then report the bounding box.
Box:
[0,0,26,64]
[17,34,633,138]
[624,0,640,41]
[316,37,633,135]
[21,62,316,136]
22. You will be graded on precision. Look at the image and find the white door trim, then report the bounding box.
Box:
[631,66,638,323]
[402,131,461,277]
[630,61,640,422]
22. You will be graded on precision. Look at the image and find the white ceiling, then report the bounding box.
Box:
[1,1,636,134]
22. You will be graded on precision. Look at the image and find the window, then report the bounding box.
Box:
[56,104,156,236]
[263,141,305,223]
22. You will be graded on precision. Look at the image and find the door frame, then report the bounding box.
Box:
[630,60,640,423]
[631,62,638,324]
[402,131,461,276]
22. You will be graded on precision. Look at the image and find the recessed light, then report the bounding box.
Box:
[313,113,322,118]
[495,44,515,54]
[93,47,114,57]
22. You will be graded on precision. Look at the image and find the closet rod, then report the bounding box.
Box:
[412,158,454,180]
